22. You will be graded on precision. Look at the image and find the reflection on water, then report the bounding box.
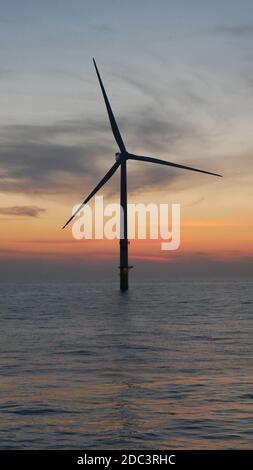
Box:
[0,281,253,449]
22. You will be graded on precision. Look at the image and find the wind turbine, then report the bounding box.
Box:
[62,58,222,291]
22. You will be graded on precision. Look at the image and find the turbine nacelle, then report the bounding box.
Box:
[115,151,128,161]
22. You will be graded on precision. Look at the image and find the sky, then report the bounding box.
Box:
[0,0,253,280]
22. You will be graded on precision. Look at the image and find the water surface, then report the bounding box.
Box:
[0,281,253,449]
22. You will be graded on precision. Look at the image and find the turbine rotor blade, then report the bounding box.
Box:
[62,160,121,229]
[93,58,126,153]
[128,154,222,178]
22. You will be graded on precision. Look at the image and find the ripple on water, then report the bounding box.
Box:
[0,281,252,449]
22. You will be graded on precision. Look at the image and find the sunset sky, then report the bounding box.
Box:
[0,0,252,280]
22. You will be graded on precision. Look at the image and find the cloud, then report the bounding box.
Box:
[0,206,46,217]
[113,71,165,108]
[0,94,229,200]
[95,23,115,34]
[0,113,199,198]
[0,120,113,195]
[123,108,190,153]
[184,197,205,207]
[187,23,253,40]
[213,24,253,37]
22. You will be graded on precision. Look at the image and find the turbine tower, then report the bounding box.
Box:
[63,59,222,291]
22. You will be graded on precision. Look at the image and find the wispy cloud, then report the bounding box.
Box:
[95,23,115,34]
[0,206,46,217]
[213,24,253,37]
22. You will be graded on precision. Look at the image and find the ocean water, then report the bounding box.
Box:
[0,280,253,450]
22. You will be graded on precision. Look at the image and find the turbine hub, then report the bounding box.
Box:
[115,152,121,162]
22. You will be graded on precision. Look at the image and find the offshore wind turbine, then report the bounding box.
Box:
[62,59,222,291]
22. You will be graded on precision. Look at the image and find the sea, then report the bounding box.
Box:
[0,280,252,449]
